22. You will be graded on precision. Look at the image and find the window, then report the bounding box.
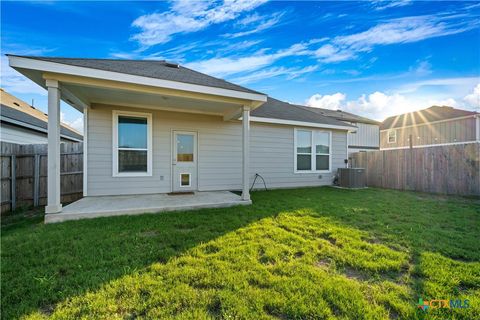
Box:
[388,129,396,143]
[295,129,331,172]
[113,111,152,176]
[180,173,191,187]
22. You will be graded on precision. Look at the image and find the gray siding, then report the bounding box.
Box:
[86,105,348,196]
[380,117,477,149]
[348,123,379,148]
[0,123,76,144]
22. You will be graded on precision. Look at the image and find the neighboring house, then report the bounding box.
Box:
[7,55,355,214]
[0,89,83,144]
[380,106,480,149]
[298,106,380,155]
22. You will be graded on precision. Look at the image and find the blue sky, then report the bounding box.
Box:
[1,0,479,132]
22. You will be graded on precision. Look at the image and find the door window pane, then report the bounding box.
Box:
[181,174,190,186]
[119,150,147,172]
[177,134,194,162]
[315,132,330,154]
[296,130,311,153]
[118,116,147,148]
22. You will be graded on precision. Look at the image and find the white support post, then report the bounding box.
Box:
[45,79,62,213]
[241,106,250,201]
[83,107,89,196]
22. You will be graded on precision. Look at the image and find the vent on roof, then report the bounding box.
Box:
[13,102,20,106]
[164,62,179,68]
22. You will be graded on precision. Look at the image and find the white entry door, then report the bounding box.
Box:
[172,131,197,192]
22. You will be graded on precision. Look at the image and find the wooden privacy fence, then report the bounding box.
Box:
[350,142,480,196]
[1,142,83,213]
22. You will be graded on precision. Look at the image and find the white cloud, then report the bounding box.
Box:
[306,93,346,110]
[222,11,285,38]
[1,56,46,95]
[372,0,412,11]
[315,14,479,63]
[232,65,317,84]
[463,83,480,110]
[184,42,310,77]
[61,112,83,133]
[131,0,268,48]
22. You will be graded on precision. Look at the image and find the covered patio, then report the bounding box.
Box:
[45,191,249,223]
[7,55,267,223]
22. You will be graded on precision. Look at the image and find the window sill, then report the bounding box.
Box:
[294,170,331,174]
[113,172,152,177]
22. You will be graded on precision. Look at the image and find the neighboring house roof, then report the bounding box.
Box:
[381,106,479,130]
[8,55,262,95]
[252,97,356,129]
[0,89,83,141]
[300,106,380,125]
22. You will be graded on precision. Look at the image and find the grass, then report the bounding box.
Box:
[1,187,479,319]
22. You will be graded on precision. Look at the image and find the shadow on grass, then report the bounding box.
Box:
[2,187,479,319]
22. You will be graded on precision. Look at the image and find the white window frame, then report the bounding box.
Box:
[294,128,332,174]
[179,173,192,187]
[112,110,153,177]
[387,129,397,144]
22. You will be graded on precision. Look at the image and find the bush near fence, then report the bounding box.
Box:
[1,142,83,213]
[350,142,480,196]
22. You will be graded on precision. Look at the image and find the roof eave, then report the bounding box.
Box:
[7,55,267,105]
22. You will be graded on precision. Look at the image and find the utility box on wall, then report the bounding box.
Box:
[338,168,366,188]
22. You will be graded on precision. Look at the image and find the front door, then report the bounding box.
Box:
[172,131,197,192]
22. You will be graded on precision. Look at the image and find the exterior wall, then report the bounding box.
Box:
[0,123,75,144]
[380,117,477,149]
[250,123,347,189]
[347,122,379,155]
[86,104,348,196]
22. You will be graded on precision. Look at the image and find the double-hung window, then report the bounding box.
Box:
[387,129,396,143]
[295,129,331,172]
[113,111,152,176]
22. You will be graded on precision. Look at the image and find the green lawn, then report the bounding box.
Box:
[2,187,479,319]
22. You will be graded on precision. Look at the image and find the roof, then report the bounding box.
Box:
[7,55,262,95]
[381,105,479,130]
[252,97,356,129]
[299,106,380,125]
[0,89,83,141]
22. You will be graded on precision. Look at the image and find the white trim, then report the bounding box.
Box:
[293,128,332,174]
[83,107,88,196]
[8,55,267,103]
[380,115,477,132]
[381,140,479,150]
[476,115,479,142]
[387,129,396,144]
[250,116,355,131]
[112,110,153,177]
[179,173,192,187]
[0,116,83,142]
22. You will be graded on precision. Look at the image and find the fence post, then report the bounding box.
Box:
[34,154,40,207]
[10,155,16,211]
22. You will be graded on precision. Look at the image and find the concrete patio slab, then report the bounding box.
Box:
[45,191,251,224]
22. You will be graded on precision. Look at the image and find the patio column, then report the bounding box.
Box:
[241,105,250,201]
[45,79,62,213]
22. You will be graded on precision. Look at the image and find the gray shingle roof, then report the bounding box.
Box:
[8,55,262,95]
[381,106,479,130]
[0,104,83,141]
[300,106,380,125]
[252,97,356,128]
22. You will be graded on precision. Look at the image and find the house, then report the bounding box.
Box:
[298,106,380,155]
[7,55,356,221]
[380,106,480,149]
[0,89,83,144]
